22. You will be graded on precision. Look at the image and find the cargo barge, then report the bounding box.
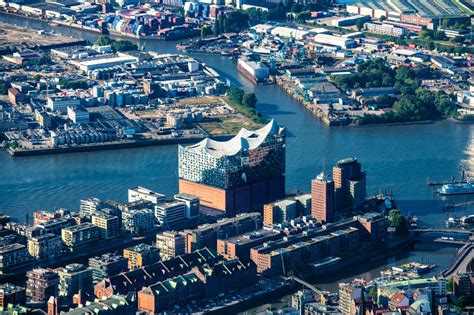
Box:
[237,58,270,84]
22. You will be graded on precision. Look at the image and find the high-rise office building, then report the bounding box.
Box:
[332,158,366,210]
[311,172,334,224]
[178,120,286,215]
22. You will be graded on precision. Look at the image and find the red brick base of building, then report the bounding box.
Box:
[178,176,285,215]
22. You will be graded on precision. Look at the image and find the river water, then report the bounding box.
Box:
[2,13,474,225]
[0,13,469,313]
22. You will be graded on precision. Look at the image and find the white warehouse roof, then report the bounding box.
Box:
[271,26,310,40]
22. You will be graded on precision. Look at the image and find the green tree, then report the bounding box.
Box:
[95,35,114,46]
[67,80,89,89]
[9,141,18,150]
[268,3,287,20]
[213,20,221,36]
[112,40,138,52]
[434,91,455,117]
[447,278,454,293]
[295,11,311,23]
[33,53,52,66]
[433,30,446,40]
[225,11,249,30]
[450,36,465,43]
[393,97,418,120]
[379,15,386,22]
[442,18,450,28]
[418,29,434,40]
[242,93,257,108]
[201,25,211,38]
[58,78,69,86]
[0,82,9,95]
[228,87,245,104]
[368,286,378,301]
[356,19,365,31]
[388,209,409,235]
[291,3,303,13]
[453,22,468,30]
[455,296,467,313]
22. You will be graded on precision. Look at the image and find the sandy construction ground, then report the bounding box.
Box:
[0,22,81,51]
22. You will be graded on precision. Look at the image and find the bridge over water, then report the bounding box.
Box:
[287,276,324,295]
[412,227,473,245]
[442,243,474,278]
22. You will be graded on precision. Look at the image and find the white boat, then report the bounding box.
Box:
[438,182,474,195]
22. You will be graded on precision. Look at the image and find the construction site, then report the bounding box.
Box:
[0,21,84,54]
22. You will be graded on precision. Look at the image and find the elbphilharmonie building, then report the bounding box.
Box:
[178,120,286,215]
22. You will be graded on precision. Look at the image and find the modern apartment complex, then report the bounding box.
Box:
[61,223,99,248]
[57,263,93,300]
[91,213,119,239]
[154,201,186,230]
[155,231,186,260]
[88,253,129,283]
[123,244,161,271]
[0,283,26,308]
[0,243,29,272]
[128,186,165,204]
[27,233,63,259]
[26,268,59,303]
[122,208,155,235]
[181,212,262,253]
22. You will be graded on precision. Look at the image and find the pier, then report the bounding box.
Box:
[426,172,469,186]
[443,201,474,209]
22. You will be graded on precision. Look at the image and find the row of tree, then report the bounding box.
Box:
[227,87,257,109]
[330,58,456,124]
[332,58,396,90]
[207,11,249,36]
[95,35,138,53]
[367,33,473,55]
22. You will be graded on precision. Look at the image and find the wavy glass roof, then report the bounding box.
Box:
[185,119,282,158]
